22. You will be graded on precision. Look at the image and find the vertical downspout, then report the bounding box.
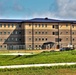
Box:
[70,23,72,45]
[58,23,60,48]
[32,23,34,50]
[24,23,26,49]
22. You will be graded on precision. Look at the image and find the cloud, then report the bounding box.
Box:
[33,0,76,20]
[12,2,25,11]
[30,12,57,19]
[0,0,76,19]
[56,0,76,19]
[13,5,24,11]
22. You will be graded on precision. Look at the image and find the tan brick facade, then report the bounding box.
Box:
[0,18,76,50]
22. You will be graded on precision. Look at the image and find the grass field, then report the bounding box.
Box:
[0,65,76,75]
[0,50,76,65]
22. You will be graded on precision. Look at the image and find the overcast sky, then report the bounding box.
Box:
[0,0,76,19]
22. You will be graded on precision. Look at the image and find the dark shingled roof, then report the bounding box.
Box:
[0,18,76,23]
[23,18,61,23]
[0,19,24,23]
[23,18,76,23]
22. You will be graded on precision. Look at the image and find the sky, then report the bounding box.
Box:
[0,0,76,19]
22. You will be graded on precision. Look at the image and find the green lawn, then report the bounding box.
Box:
[0,65,76,75]
[0,50,76,65]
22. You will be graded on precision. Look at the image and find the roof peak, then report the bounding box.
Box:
[31,18,58,20]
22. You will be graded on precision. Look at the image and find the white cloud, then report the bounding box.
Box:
[32,12,57,19]
[31,0,76,20]
[56,0,76,19]
[0,0,76,19]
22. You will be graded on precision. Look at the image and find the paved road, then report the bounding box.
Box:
[0,63,76,69]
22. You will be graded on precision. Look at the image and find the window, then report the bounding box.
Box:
[52,25,54,28]
[4,39,6,41]
[35,32,37,34]
[52,32,55,35]
[39,38,41,41]
[12,24,14,27]
[0,39,2,41]
[29,32,31,34]
[19,25,21,27]
[19,32,21,34]
[0,24,2,27]
[39,32,41,34]
[35,38,37,41]
[8,24,10,28]
[55,25,58,29]
[55,38,59,42]
[45,32,47,34]
[15,38,18,41]
[55,38,62,42]
[42,24,44,27]
[66,24,68,27]
[4,45,6,48]
[35,45,37,47]
[29,38,31,40]
[0,32,2,35]
[12,38,14,40]
[72,25,74,28]
[45,24,47,27]
[66,38,68,40]
[39,45,41,47]
[15,31,18,34]
[8,38,10,41]
[19,39,21,41]
[55,32,59,35]
[39,24,40,27]
[72,32,74,34]
[8,32,10,34]
[60,32,62,34]
[42,32,44,34]
[66,32,68,34]
[29,24,31,26]
[46,38,47,41]
[29,45,31,47]
[42,38,44,41]
[73,38,74,41]
[60,38,62,41]
[4,32,6,35]
[53,32,58,35]
[52,25,58,29]
[4,24,6,27]
[35,24,37,27]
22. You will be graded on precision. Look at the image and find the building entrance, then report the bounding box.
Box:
[42,42,54,49]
